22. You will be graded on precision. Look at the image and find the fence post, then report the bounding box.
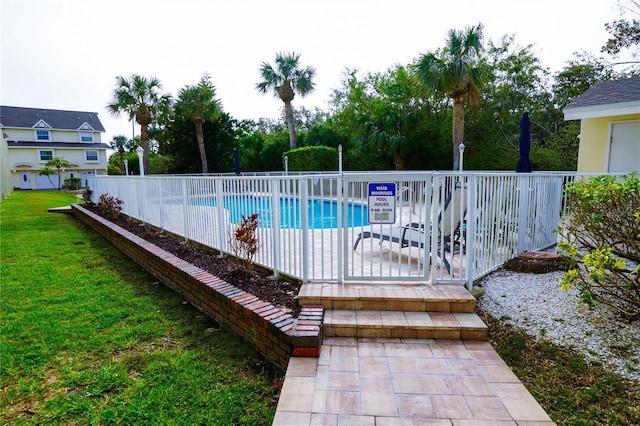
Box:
[426,175,437,283]
[466,174,477,291]
[337,172,344,284]
[517,175,530,254]
[270,179,281,279]
[300,179,309,282]
[215,179,227,253]
[182,178,189,241]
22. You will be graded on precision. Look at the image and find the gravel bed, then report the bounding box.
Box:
[477,269,640,382]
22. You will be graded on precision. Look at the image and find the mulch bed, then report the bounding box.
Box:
[84,204,301,316]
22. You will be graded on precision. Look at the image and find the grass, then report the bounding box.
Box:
[483,312,640,425]
[1,191,276,425]
[6,191,639,425]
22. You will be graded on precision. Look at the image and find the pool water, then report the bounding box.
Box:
[192,195,368,229]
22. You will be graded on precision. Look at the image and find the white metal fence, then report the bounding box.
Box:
[87,171,580,289]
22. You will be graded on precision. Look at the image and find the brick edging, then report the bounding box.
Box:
[71,203,323,371]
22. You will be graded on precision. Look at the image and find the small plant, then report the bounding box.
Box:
[82,187,93,204]
[558,173,640,321]
[97,193,124,219]
[228,213,260,270]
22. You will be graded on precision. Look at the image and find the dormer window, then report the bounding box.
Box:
[80,132,93,142]
[35,130,50,141]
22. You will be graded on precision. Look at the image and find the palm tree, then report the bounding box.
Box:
[106,75,171,174]
[256,52,316,150]
[174,74,222,173]
[415,24,484,170]
[109,135,128,173]
[43,156,71,190]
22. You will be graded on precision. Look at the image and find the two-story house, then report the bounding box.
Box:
[0,106,108,190]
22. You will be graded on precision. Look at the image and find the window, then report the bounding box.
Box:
[36,130,50,141]
[80,132,93,142]
[39,150,53,162]
[85,150,98,162]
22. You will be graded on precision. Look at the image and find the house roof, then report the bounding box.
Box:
[0,106,106,132]
[563,77,640,120]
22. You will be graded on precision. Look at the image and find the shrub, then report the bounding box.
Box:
[63,177,82,190]
[228,213,260,270]
[285,146,339,171]
[82,188,93,204]
[558,173,640,320]
[97,193,124,219]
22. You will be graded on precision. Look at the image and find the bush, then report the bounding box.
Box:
[63,177,82,190]
[82,188,93,204]
[558,173,640,320]
[228,213,260,270]
[108,164,123,175]
[97,193,124,219]
[285,146,339,171]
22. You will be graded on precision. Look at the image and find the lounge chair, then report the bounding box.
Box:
[353,183,466,275]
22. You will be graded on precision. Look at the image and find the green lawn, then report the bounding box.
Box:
[1,191,276,425]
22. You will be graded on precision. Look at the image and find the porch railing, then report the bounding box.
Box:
[87,171,581,290]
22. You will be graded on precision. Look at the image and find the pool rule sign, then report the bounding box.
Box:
[367,182,396,224]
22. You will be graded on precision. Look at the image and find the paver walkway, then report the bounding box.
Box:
[273,337,555,425]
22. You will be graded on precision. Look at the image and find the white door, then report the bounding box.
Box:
[19,172,31,189]
[609,121,640,173]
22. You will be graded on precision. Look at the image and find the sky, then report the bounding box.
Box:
[1,0,622,146]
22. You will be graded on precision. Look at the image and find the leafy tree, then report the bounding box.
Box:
[552,51,618,109]
[329,67,450,171]
[415,23,485,170]
[305,121,347,149]
[174,74,222,173]
[260,133,290,171]
[256,52,316,150]
[109,135,128,174]
[602,0,640,57]
[106,74,171,174]
[464,35,552,170]
[41,156,71,190]
[159,112,236,173]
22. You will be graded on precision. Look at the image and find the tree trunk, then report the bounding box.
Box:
[141,124,150,174]
[394,153,406,170]
[284,100,297,150]
[195,119,208,174]
[452,96,465,171]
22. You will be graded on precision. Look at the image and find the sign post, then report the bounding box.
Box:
[367,182,396,224]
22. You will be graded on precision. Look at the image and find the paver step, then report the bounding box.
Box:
[298,282,476,313]
[323,309,488,340]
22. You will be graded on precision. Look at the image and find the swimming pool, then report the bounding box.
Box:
[191,195,368,229]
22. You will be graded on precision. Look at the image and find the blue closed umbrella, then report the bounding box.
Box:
[516,112,532,173]
[234,147,241,175]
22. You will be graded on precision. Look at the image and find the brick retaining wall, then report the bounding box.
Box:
[71,204,322,371]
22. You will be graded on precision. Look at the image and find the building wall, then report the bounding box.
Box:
[0,136,11,202]
[4,127,101,143]
[577,113,640,173]
[9,147,107,189]
[6,126,106,189]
